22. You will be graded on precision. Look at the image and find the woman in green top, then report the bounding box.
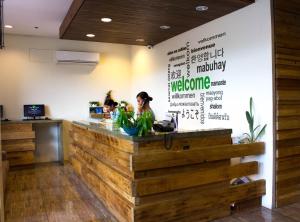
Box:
[136,91,155,121]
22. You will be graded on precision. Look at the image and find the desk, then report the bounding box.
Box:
[70,121,265,222]
[1,120,63,166]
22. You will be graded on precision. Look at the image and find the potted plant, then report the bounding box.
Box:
[242,97,267,143]
[116,108,153,136]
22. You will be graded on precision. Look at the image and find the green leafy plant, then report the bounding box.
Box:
[116,108,153,136]
[136,111,153,136]
[244,97,267,143]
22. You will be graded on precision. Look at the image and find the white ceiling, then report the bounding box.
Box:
[3,0,73,37]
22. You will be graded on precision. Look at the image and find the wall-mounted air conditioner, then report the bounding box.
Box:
[55,50,99,65]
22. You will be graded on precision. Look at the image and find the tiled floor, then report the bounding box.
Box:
[5,164,117,222]
[4,164,300,222]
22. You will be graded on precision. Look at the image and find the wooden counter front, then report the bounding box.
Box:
[70,121,265,222]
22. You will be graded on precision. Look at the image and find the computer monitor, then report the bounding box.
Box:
[89,106,103,114]
[0,105,3,119]
[24,104,45,119]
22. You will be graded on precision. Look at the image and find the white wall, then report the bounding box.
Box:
[130,0,274,208]
[0,34,133,158]
[0,0,274,209]
[0,35,132,119]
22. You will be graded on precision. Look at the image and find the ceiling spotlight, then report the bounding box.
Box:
[196,5,208,11]
[160,25,171,30]
[86,34,95,38]
[101,17,112,23]
[136,38,145,42]
[34,26,39,29]
[4,25,13,29]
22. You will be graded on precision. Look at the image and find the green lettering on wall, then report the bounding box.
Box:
[170,75,211,92]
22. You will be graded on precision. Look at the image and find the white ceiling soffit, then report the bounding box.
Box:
[3,0,73,37]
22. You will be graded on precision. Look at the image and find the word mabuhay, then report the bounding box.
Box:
[197,60,226,73]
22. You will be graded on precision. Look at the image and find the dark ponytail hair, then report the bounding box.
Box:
[136,91,153,104]
[104,90,118,107]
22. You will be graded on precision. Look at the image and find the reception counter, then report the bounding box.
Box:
[70,121,266,222]
[1,120,63,166]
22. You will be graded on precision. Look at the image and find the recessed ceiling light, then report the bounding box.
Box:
[86,34,95,38]
[4,25,13,29]
[196,5,208,11]
[34,26,39,29]
[160,25,171,30]
[101,18,112,23]
[136,38,145,42]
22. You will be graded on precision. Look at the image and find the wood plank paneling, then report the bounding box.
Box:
[60,0,254,46]
[70,157,134,222]
[275,0,300,207]
[1,131,35,141]
[1,124,32,132]
[132,142,264,171]
[71,144,134,203]
[6,151,35,166]
[136,134,232,153]
[277,129,300,140]
[133,162,258,196]
[70,123,265,222]
[278,104,300,116]
[228,180,266,203]
[277,116,300,130]
[2,142,35,153]
[277,155,300,171]
[1,123,36,166]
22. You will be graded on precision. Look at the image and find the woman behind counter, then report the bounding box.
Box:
[103,91,118,120]
[136,91,155,121]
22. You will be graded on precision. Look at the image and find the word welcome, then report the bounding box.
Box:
[171,76,211,92]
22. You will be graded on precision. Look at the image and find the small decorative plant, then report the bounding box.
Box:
[116,108,153,136]
[243,97,267,143]
[118,100,134,112]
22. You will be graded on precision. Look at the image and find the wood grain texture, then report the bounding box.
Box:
[71,144,135,202]
[6,151,35,166]
[70,123,265,221]
[275,0,300,207]
[1,132,35,141]
[228,180,266,203]
[132,142,264,171]
[72,124,135,153]
[2,142,35,153]
[133,162,258,196]
[1,124,32,132]
[5,164,118,222]
[278,104,300,116]
[136,134,232,153]
[1,123,36,167]
[6,164,300,222]
[70,157,134,222]
[60,0,254,46]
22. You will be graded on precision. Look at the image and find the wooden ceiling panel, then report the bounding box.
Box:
[60,0,254,46]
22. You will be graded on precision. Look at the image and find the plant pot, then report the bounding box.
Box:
[122,126,139,136]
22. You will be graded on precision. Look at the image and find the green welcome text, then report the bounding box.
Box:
[171,76,211,92]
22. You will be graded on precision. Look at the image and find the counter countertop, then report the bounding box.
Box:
[73,120,232,142]
[1,119,63,124]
